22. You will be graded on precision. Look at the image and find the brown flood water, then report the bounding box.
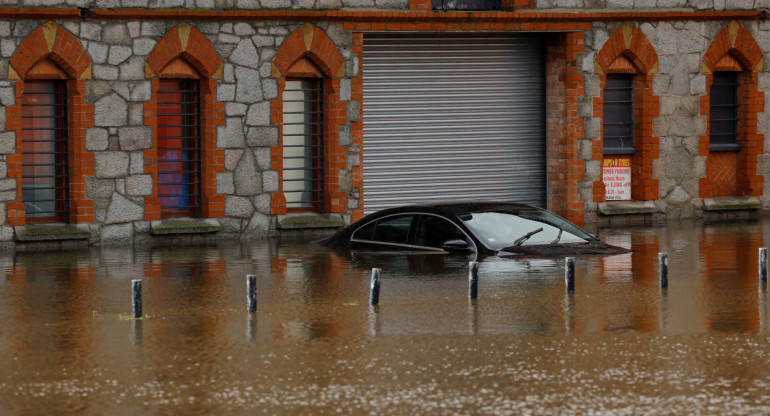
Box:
[1,219,770,414]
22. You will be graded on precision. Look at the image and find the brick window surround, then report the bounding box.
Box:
[593,23,660,203]
[270,24,348,217]
[6,22,94,226]
[699,21,765,199]
[144,24,225,220]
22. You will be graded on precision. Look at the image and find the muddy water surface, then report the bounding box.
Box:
[1,220,770,414]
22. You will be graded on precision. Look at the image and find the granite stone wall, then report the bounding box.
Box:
[579,19,770,223]
[0,19,361,245]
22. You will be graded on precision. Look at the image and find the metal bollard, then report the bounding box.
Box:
[247,274,257,312]
[468,261,479,299]
[760,248,768,282]
[659,252,668,289]
[565,257,575,294]
[369,268,381,306]
[132,279,142,319]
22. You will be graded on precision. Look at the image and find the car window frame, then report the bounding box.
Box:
[350,212,477,253]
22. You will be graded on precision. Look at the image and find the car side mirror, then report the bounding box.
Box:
[441,239,470,252]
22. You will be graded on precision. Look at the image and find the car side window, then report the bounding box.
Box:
[373,215,413,244]
[352,221,375,241]
[413,215,467,249]
[352,215,413,245]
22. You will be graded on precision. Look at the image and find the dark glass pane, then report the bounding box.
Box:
[158,79,200,217]
[603,74,634,153]
[373,215,413,245]
[709,72,738,149]
[352,221,375,241]
[413,215,466,248]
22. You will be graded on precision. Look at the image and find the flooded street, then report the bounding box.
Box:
[2,220,770,414]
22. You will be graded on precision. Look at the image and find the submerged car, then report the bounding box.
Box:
[318,202,629,256]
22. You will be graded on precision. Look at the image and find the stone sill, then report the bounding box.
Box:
[15,224,90,242]
[277,213,344,230]
[703,196,761,211]
[598,200,658,216]
[151,218,221,235]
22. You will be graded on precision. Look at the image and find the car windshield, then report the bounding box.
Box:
[458,209,593,250]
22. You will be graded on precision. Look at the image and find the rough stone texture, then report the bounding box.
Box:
[101,223,134,245]
[230,39,260,69]
[246,102,271,126]
[234,150,261,195]
[225,195,253,218]
[95,152,130,178]
[94,93,128,127]
[235,67,263,103]
[106,193,144,224]
[0,132,15,154]
[126,175,153,196]
[118,127,153,151]
[86,177,116,199]
[218,117,246,149]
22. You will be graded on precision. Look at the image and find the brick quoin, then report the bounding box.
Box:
[593,24,660,203]
[270,24,357,218]
[145,24,225,220]
[546,32,586,227]
[700,21,764,199]
[7,22,94,226]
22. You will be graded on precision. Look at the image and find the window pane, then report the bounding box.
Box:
[283,79,324,210]
[21,81,68,221]
[710,72,738,149]
[158,79,200,217]
[413,215,466,248]
[373,215,413,245]
[603,74,635,153]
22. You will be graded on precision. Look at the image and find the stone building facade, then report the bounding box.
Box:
[0,0,766,246]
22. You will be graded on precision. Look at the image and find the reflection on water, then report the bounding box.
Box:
[1,220,770,414]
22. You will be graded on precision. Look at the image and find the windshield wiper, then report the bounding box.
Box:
[513,227,543,247]
[551,223,564,244]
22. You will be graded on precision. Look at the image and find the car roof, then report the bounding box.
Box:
[381,201,541,216]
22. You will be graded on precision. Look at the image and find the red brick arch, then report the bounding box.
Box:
[595,24,658,75]
[702,21,763,73]
[593,24,660,203]
[273,24,344,79]
[9,21,92,80]
[146,23,222,79]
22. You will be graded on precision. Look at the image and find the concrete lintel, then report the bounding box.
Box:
[598,200,658,216]
[15,224,91,242]
[151,218,221,235]
[703,196,761,211]
[277,213,344,230]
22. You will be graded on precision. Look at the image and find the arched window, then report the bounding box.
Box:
[700,21,765,198]
[7,22,94,225]
[145,24,224,220]
[594,23,660,202]
[271,24,347,216]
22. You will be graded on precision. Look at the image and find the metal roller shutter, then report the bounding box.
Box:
[362,34,546,215]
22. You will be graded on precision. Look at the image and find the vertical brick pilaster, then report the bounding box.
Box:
[67,79,95,223]
[546,32,586,227]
